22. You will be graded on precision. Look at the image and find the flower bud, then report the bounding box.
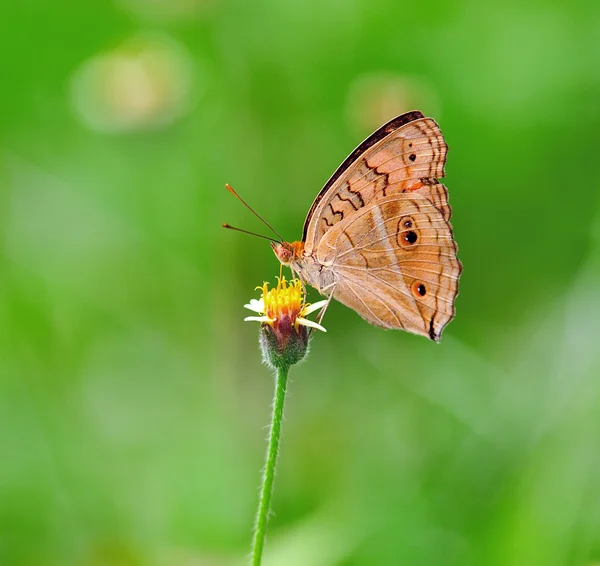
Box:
[244,277,328,370]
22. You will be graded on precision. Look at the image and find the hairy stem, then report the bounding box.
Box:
[251,365,289,565]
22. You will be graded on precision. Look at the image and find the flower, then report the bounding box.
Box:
[244,277,327,332]
[244,277,327,369]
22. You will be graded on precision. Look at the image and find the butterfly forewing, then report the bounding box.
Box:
[303,114,448,256]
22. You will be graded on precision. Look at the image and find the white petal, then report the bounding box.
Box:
[296,317,327,332]
[243,298,265,313]
[244,315,273,323]
[301,300,328,316]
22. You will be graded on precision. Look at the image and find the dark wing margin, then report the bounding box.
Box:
[301,110,425,242]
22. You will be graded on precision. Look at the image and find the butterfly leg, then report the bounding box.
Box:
[288,265,309,298]
[314,282,337,327]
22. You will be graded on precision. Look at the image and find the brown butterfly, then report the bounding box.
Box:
[229,111,461,341]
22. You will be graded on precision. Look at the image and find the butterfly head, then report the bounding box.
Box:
[271,241,304,265]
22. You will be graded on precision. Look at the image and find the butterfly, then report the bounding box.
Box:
[268,111,462,341]
[227,110,461,341]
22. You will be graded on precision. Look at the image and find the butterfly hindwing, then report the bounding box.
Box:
[315,193,461,340]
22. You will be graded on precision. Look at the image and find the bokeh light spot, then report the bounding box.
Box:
[70,32,198,134]
[346,73,440,134]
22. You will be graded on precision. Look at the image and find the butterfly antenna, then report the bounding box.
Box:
[222,223,279,243]
[225,183,283,241]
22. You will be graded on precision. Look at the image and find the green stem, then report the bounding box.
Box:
[251,364,289,565]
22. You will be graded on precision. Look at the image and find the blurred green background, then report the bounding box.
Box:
[2,0,600,565]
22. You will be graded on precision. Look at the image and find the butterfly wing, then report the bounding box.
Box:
[316,192,461,341]
[303,111,448,256]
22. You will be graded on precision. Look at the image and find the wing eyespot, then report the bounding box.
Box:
[412,282,427,297]
[397,216,420,248]
[404,231,418,244]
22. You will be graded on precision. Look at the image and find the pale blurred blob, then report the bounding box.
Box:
[70,33,197,134]
[262,504,363,566]
[116,0,215,22]
[346,73,440,134]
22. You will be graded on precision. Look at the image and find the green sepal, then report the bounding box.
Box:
[259,315,309,370]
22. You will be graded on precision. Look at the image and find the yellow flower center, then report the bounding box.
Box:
[244,275,327,333]
[261,277,304,323]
